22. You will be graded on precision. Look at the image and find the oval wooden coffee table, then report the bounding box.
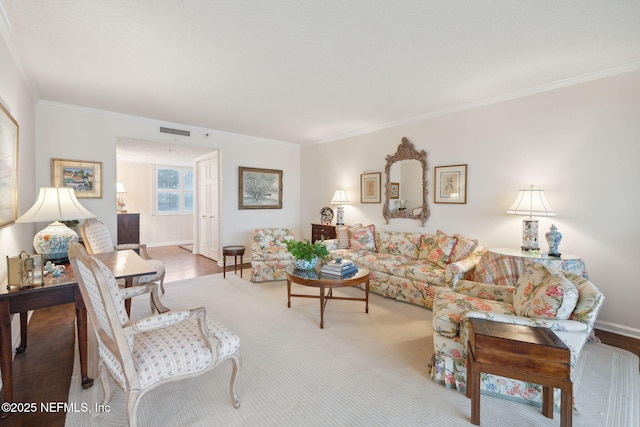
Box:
[285,264,370,329]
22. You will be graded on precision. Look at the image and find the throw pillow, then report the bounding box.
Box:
[349,224,376,251]
[336,225,352,249]
[421,230,458,268]
[513,263,579,320]
[449,234,478,262]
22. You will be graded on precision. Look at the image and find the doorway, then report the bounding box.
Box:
[194,151,220,261]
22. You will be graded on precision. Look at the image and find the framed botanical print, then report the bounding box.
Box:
[389,182,400,199]
[434,164,467,204]
[0,103,19,228]
[51,158,102,198]
[361,172,381,203]
[239,166,283,209]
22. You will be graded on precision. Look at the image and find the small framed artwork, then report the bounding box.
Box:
[51,158,102,198]
[389,182,400,199]
[361,172,381,203]
[239,166,283,209]
[434,164,467,204]
[0,103,19,228]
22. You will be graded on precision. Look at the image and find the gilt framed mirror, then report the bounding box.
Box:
[382,137,430,226]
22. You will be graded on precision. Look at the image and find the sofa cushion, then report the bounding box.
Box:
[392,260,446,287]
[254,228,294,249]
[450,234,478,263]
[513,264,579,320]
[356,252,410,274]
[349,224,376,251]
[376,230,421,259]
[251,247,292,261]
[419,230,458,268]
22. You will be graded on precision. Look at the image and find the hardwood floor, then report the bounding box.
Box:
[2,245,637,426]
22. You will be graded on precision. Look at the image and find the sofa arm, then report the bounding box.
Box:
[464,311,589,333]
[452,280,514,303]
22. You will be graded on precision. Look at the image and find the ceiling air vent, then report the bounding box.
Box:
[160,126,190,137]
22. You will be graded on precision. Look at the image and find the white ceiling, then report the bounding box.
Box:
[2,1,640,144]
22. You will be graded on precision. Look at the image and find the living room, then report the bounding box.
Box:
[0,2,639,425]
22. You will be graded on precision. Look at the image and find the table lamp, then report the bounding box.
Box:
[506,185,555,251]
[117,182,127,212]
[16,187,96,261]
[330,189,350,225]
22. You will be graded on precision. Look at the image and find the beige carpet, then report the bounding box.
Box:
[66,270,639,427]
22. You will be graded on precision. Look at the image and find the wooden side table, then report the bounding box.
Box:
[311,223,336,243]
[222,246,245,278]
[467,318,572,427]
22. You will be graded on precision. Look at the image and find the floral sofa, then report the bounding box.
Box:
[430,263,604,408]
[251,228,295,283]
[322,224,485,309]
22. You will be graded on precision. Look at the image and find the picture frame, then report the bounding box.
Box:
[389,182,400,199]
[434,164,467,204]
[0,103,19,228]
[360,172,381,203]
[51,158,102,198]
[239,166,283,209]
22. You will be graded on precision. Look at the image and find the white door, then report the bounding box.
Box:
[196,152,219,261]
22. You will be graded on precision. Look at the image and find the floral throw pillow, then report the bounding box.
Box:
[513,263,579,320]
[420,230,458,268]
[349,224,376,251]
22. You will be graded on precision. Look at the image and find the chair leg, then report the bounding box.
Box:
[126,390,142,427]
[99,363,111,406]
[228,353,241,409]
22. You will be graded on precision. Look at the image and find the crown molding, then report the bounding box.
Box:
[309,61,640,146]
[0,2,39,101]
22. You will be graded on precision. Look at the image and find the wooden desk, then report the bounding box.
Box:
[467,318,572,427]
[0,250,156,414]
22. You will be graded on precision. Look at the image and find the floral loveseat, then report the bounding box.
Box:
[430,263,604,408]
[251,228,295,283]
[322,224,485,309]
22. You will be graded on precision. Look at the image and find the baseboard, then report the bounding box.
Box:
[595,320,640,340]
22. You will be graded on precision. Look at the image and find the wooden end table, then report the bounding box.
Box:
[285,264,370,328]
[222,246,245,278]
[467,318,572,427]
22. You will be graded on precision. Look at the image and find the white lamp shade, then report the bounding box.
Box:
[330,189,350,205]
[16,187,95,223]
[116,182,127,193]
[506,187,556,218]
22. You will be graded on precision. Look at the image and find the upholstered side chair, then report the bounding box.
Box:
[68,243,241,427]
[80,218,166,294]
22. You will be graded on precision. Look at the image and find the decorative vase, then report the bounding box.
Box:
[293,256,318,270]
[33,221,79,261]
[545,224,562,257]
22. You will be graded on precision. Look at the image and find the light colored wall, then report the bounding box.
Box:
[0,27,38,386]
[301,70,640,339]
[35,102,301,259]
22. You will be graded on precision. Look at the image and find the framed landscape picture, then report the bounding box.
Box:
[434,164,467,204]
[0,103,19,228]
[361,172,381,203]
[239,166,283,209]
[51,158,102,198]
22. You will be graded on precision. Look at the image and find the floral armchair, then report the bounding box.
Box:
[430,264,604,409]
[250,228,295,282]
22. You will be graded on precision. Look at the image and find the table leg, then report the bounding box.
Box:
[75,290,94,389]
[223,255,227,278]
[287,279,291,308]
[561,386,572,427]
[124,277,133,316]
[319,286,325,329]
[469,346,480,425]
[234,255,238,275]
[240,255,243,278]
[0,301,12,416]
[15,312,28,353]
[365,279,369,313]
[542,385,553,418]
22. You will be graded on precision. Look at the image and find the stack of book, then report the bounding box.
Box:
[321,259,358,278]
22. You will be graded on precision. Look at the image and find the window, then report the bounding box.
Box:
[154,165,194,214]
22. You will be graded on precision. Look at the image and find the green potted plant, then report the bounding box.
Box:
[285,238,329,270]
